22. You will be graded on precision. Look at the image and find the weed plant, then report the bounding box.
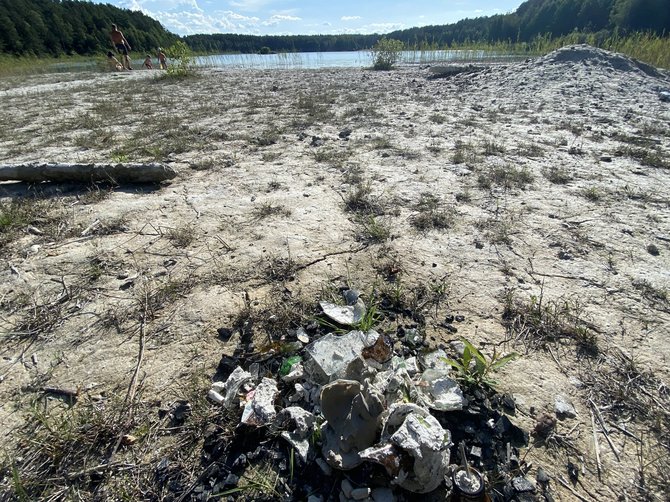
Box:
[443,337,518,388]
[503,288,598,355]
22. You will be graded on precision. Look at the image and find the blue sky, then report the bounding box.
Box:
[100,1,524,36]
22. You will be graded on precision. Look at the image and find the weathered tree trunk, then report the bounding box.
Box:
[0,163,177,183]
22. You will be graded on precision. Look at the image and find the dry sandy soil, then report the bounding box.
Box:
[0,45,669,500]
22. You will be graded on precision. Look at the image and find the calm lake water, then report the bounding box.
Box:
[195,50,518,70]
[44,50,519,74]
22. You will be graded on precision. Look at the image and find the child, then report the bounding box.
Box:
[107,51,124,71]
[157,48,168,70]
[143,55,153,69]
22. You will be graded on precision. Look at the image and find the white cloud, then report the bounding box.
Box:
[341,16,361,21]
[261,14,301,26]
[228,0,277,12]
[155,9,265,34]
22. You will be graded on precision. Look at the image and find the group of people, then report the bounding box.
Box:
[107,23,167,71]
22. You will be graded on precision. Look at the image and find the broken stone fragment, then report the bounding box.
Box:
[418,368,464,411]
[241,377,278,426]
[319,299,366,326]
[554,395,577,419]
[305,331,373,384]
[388,411,451,493]
[320,379,384,470]
[359,443,404,477]
[275,406,316,461]
[362,332,393,363]
[361,403,452,492]
[392,356,419,375]
[211,366,252,407]
[281,362,305,382]
[207,389,225,404]
[421,349,452,372]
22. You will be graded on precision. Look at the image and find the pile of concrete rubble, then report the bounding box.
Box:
[196,289,552,502]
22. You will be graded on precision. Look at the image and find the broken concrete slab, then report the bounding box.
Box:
[418,369,464,411]
[320,379,384,470]
[304,331,373,384]
[275,406,316,461]
[319,300,366,326]
[241,377,278,426]
[389,412,451,493]
[211,366,252,407]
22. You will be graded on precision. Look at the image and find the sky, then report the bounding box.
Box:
[98,1,525,37]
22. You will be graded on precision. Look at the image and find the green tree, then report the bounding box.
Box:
[370,37,404,70]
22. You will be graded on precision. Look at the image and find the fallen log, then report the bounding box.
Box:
[0,162,177,183]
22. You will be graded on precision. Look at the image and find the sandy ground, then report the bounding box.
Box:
[0,45,669,500]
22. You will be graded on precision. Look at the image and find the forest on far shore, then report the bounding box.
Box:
[0,0,668,57]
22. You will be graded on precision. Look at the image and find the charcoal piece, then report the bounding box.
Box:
[493,415,529,445]
[217,327,234,341]
[215,355,238,381]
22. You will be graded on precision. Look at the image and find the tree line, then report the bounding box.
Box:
[0,0,178,56]
[384,0,669,48]
[0,0,668,58]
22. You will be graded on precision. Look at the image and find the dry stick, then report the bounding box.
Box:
[590,409,602,481]
[547,345,566,374]
[606,420,642,443]
[555,475,592,502]
[589,399,621,461]
[107,299,148,464]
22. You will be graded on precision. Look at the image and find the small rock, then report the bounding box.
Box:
[341,479,354,498]
[647,243,660,256]
[599,155,612,162]
[536,466,550,485]
[554,395,577,419]
[217,327,234,341]
[512,476,535,493]
[315,457,332,476]
[223,473,239,487]
[454,315,465,322]
[351,487,371,500]
[557,250,573,260]
[371,487,395,502]
[339,128,352,139]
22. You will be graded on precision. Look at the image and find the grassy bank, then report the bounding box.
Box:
[435,31,670,69]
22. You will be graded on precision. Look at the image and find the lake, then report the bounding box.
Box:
[43,49,520,74]
[193,50,520,70]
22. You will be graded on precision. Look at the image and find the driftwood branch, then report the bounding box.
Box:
[0,162,177,183]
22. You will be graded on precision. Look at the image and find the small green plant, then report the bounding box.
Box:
[544,165,572,184]
[370,38,404,70]
[410,193,454,231]
[253,202,292,219]
[581,186,602,202]
[356,215,391,243]
[110,151,129,162]
[164,41,195,78]
[355,302,383,332]
[167,225,196,248]
[443,338,518,388]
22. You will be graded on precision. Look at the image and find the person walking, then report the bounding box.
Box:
[157,48,168,70]
[110,24,133,70]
